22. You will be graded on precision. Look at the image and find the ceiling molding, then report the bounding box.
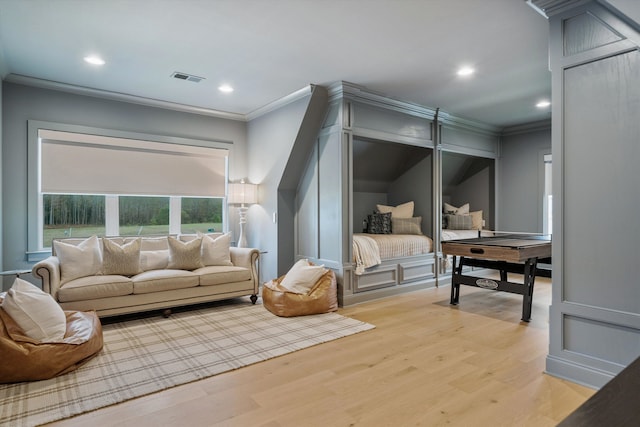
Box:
[526,0,590,18]
[501,118,552,136]
[329,81,502,137]
[3,73,247,121]
[245,85,314,121]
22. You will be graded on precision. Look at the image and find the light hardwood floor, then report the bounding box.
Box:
[47,276,594,427]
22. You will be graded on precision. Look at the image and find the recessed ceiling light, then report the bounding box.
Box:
[456,66,475,77]
[218,84,234,93]
[83,55,105,66]
[536,100,551,108]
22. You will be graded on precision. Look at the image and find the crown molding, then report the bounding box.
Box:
[245,85,313,121]
[328,81,501,136]
[501,119,552,136]
[3,73,247,121]
[527,0,590,18]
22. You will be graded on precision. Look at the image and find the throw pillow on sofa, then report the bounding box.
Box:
[102,238,142,276]
[199,232,233,266]
[167,236,203,270]
[53,235,102,284]
[279,259,327,295]
[1,278,67,342]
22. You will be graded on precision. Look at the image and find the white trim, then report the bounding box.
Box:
[5,74,247,121]
[105,196,119,236]
[245,85,314,121]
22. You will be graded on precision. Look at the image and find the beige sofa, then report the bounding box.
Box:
[32,234,259,317]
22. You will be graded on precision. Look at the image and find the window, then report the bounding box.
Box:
[28,121,231,257]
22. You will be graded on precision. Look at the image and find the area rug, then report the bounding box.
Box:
[0,300,374,427]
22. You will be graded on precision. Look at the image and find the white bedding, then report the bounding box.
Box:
[353,233,433,275]
[441,229,494,241]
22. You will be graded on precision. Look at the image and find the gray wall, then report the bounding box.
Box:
[2,82,247,289]
[450,165,494,230]
[543,0,640,389]
[498,127,551,233]
[246,95,311,282]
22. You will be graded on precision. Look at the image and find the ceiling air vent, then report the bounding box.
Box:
[171,72,205,83]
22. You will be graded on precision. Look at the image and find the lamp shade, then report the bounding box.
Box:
[228,181,258,205]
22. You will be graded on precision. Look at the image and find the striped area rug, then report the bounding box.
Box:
[0,300,374,427]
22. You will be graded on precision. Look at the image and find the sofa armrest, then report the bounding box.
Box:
[230,247,260,293]
[32,256,61,299]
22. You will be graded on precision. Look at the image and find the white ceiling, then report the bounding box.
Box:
[0,0,556,127]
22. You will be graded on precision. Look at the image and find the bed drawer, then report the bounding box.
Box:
[353,265,398,293]
[399,259,435,283]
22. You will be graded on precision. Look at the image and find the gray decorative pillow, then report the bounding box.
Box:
[392,216,423,235]
[167,236,203,270]
[444,214,473,230]
[102,238,142,276]
[367,212,392,234]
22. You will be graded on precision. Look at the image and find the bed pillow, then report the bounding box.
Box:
[54,235,103,284]
[376,201,414,218]
[102,238,142,276]
[1,278,67,343]
[443,202,470,215]
[469,210,483,230]
[200,232,233,266]
[444,214,473,230]
[391,216,423,235]
[367,212,392,234]
[279,259,327,295]
[167,236,203,270]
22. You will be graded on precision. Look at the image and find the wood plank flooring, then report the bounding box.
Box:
[46,276,594,427]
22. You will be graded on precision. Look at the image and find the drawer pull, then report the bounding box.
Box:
[470,248,484,254]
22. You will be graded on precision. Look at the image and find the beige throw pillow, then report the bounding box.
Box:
[280,259,327,295]
[1,278,67,343]
[167,236,203,270]
[469,210,483,230]
[102,238,142,276]
[391,216,423,235]
[54,235,102,284]
[376,201,414,218]
[200,232,233,266]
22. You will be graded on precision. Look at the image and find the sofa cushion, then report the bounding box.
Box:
[167,236,203,270]
[102,238,142,276]
[57,275,133,303]
[195,266,251,286]
[132,270,199,294]
[131,236,170,251]
[54,235,103,284]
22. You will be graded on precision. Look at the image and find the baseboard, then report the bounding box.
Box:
[545,354,614,390]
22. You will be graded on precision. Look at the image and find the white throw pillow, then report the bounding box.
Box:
[200,232,233,266]
[140,250,169,271]
[443,202,470,215]
[376,201,414,218]
[1,278,66,342]
[54,235,102,284]
[280,259,327,295]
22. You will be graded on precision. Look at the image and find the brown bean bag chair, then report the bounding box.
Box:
[0,302,103,383]
[262,269,338,317]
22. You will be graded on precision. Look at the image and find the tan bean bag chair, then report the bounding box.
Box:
[0,302,103,383]
[262,269,338,317]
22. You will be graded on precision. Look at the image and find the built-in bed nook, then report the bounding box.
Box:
[287,82,501,306]
[440,151,495,242]
[351,138,435,292]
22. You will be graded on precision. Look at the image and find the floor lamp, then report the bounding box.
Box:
[228,180,258,248]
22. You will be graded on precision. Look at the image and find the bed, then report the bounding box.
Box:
[353,233,433,274]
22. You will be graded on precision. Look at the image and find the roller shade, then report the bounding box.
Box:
[40,130,228,197]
